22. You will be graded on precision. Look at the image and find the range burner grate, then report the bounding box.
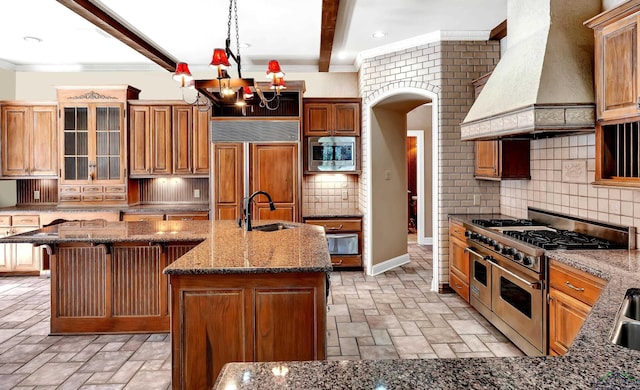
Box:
[503,229,626,250]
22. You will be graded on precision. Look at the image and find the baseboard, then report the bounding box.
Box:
[370,253,410,276]
[418,236,433,245]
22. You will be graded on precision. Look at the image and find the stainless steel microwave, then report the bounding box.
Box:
[308,136,356,172]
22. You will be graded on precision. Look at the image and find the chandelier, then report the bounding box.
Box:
[172,0,286,113]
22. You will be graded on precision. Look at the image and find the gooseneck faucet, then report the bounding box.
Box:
[238,191,276,231]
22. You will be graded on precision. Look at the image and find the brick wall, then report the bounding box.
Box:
[358,40,501,288]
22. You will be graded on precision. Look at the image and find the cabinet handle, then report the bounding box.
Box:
[331,259,343,266]
[454,283,462,289]
[325,224,344,231]
[565,281,585,292]
[454,229,460,234]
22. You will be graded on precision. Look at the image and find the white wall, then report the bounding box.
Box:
[0,69,16,100]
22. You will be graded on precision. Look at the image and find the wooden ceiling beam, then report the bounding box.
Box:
[319,0,340,72]
[490,20,507,40]
[56,0,178,72]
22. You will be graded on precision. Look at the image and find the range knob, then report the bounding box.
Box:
[494,243,504,252]
[514,252,524,261]
[489,239,497,247]
[464,231,471,238]
[501,246,512,255]
[523,256,535,267]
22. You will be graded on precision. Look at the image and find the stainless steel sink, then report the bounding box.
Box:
[610,288,640,350]
[252,223,296,232]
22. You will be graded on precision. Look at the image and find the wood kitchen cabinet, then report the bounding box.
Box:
[0,215,42,275]
[474,139,531,180]
[212,142,299,222]
[548,258,606,356]
[128,102,210,178]
[57,86,140,205]
[303,98,361,136]
[304,217,362,269]
[1,104,58,178]
[121,212,208,221]
[448,220,469,302]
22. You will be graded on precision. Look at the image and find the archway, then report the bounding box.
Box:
[363,87,440,291]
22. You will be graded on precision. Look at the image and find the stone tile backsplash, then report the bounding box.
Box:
[303,174,359,213]
[501,133,640,246]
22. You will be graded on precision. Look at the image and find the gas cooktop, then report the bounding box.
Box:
[503,229,627,250]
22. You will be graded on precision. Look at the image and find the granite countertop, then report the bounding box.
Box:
[0,204,210,214]
[303,208,364,219]
[212,216,640,389]
[0,220,332,275]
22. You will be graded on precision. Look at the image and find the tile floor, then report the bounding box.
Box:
[0,241,522,389]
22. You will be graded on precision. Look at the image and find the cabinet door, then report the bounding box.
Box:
[62,105,90,183]
[597,15,640,121]
[12,227,41,272]
[449,237,469,282]
[1,106,30,176]
[30,106,58,176]
[192,108,210,175]
[94,105,125,183]
[172,105,193,175]
[548,288,591,356]
[213,143,244,220]
[474,140,499,178]
[129,106,151,175]
[151,106,172,175]
[250,143,299,222]
[333,103,360,136]
[304,103,331,136]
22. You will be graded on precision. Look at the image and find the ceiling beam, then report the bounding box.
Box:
[56,0,178,72]
[490,20,507,40]
[319,0,340,72]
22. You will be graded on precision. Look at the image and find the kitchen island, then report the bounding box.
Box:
[213,241,640,389]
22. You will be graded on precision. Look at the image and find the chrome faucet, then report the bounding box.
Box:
[238,191,276,231]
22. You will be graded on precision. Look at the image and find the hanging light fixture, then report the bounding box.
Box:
[172,0,285,113]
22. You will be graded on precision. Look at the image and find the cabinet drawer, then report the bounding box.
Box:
[449,220,466,241]
[0,215,11,227]
[12,215,39,227]
[60,186,81,193]
[83,186,103,193]
[450,270,470,303]
[549,260,606,306]
[59,194,81,202]
[81,194,104,202]
[330,255,361,268]
[306,219,361,232]
[166,213,209,221]
[104,194,127,201]
[104,185,126,193]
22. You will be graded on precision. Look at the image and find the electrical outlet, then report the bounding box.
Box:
[194,189,200,198]
[473,194,480,206]
[341,190,348,200]
[33,190,40,200]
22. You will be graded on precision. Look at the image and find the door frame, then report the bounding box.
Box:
[407,130,429,245]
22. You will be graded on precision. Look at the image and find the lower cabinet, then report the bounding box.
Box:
[448,220,470,302]
[169,271,327,389]
[304,217,362,269]
[547,259,606,355]
[0,215,41,274]
[121,212,209,222]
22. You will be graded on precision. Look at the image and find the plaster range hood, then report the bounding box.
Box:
[460,0,601,141]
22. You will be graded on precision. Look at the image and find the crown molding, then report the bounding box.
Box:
[0,59,16,71]
[354,30,491,70]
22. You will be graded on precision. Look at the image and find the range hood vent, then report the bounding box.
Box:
[461,0,601,140]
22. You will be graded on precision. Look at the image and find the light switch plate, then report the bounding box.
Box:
[33,190,40,200]
[194,189,200,198]
[342,190,348,200]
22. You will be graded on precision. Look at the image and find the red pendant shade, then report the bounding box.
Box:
[266,60,284,79]
[243,86,254,99]
[210,49,231,68]
[173,62,193,83]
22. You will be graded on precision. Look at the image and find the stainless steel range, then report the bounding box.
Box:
[461,208,635,356]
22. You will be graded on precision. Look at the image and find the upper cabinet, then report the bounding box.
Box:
[1,104,58,178]
[56,86,140,205]
[587,6,640,122]
[586,1,640,186]
[128,102,209,178]
[303,98,361,137]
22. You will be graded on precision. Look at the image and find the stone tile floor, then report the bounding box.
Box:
[0,242,522,389]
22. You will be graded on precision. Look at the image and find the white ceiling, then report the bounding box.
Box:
[0,0,506,73]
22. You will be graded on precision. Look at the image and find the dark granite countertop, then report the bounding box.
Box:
[303,208,364,219]
[0,220,332,275]
[212,215,640,389]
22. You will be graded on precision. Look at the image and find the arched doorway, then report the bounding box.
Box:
[363,87,440,291]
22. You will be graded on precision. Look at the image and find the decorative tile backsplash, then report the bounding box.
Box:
[303,174,359,213]
[501,133,640,246]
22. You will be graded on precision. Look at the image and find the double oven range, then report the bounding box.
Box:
[460,208,634,356]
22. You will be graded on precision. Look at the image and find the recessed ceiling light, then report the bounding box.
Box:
[23,36,42,43]
[372,31,386,39]
[239,43,251,49]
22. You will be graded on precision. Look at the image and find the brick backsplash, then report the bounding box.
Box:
[358,40,501,286]
[501,133,640,247]
[303,174,359,213]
